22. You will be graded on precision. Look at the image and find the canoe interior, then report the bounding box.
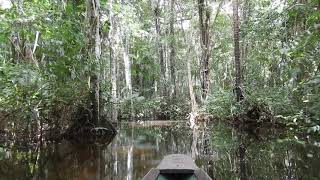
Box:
[156,173,197,180]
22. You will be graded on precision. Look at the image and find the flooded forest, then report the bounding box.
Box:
[0,0,320,179]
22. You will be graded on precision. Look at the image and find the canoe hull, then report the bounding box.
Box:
[142,154,212,180]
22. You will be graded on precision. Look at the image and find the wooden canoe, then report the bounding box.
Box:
[142,154,212,180]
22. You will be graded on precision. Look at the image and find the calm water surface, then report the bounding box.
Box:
[0,121,319,180]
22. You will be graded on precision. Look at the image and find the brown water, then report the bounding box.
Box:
[0,121,320,180]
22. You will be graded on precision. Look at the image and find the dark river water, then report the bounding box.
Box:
[0,121,320,180]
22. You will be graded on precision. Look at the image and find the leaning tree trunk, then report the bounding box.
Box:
[181,18,198,129]
[87,0,101,125]
[197,0,211,103]
[233,0,243,102]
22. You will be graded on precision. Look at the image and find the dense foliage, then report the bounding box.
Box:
[0,0,319,136]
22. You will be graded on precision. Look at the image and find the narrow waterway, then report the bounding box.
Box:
[0,121,319,179]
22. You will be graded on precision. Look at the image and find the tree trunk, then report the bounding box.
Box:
[108,0,118,122]
[122,35,132,95]
[180,11,198,112]
[241,0,250,84]
[233,0,243,102]
[180,11,199,128]
[187,50,198,113]
[87,0,101,125]
[169,0,176,98]
[154,0,165,97]
[197,0,211,103]
[122,33,133,119]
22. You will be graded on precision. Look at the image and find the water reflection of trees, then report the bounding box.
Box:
[1,124,320,179]
[192,125,320,180]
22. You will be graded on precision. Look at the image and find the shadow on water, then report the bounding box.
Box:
[1,121,320,179]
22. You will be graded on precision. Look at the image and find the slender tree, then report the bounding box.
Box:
[169,0,176,98]
[122,30,133,118]
[122,35,132,97]
[234,1,247,180]
[87,0,101,125]
[187,50,198,113]
[241,0,250,84]
[154,0,165,97]
[120,1,132,96]
[108,0,118,122]
[233,0,243,102]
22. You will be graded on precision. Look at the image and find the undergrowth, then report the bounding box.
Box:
[205,85,320,136]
